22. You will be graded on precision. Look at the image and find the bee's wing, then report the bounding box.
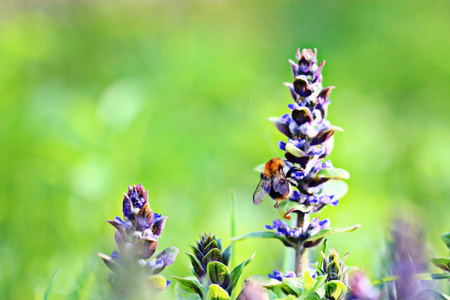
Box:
[253,177,270,205]
[273,171,290,197]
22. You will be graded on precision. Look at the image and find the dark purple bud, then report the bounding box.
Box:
[135,203,154,231]
[292,107,313,125]
[122,184,149,220]
[298,55,311,74]
[140,237,158,259]
[293,77,312,97]
[285,152,309,168]
[312,60,325,83]
[268,117,293,138]
[122,195,134,220]
[310,128,335,146]
[283,82,298,101]
[296,48,317,74]
[317,86,335,106]
[151,216,168,236]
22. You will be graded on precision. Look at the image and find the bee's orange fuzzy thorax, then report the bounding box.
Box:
[264,158,285,177]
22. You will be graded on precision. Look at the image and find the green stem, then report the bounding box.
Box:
[373,273,450,285]
[294,212,308,277]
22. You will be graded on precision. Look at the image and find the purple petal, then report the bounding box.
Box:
[140,237,158,259]
[135,203,154,231]
[151,216,168,236]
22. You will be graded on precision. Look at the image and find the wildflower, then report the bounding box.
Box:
[98,183,178,293]
[265,217,330,246]
[268,270,296,281]
[257,48,349,212]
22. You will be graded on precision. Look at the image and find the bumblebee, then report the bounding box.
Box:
[253,158,293,205]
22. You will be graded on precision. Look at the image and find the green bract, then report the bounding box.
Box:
[173,233,255,299]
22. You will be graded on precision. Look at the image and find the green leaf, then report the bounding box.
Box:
[222,244,232,267]
[202,248,222,265]
[318,240,327,270]
[204,240,220,254]
[278,295,298,300]
[227,253,255,293]
[44,268,59,300]
[303,270,314,290]
[282,277,303,295]
[247,274,285,288]
[186,253,205,278]
[176,281,202,300]
[286,143,306,157]
[319,180,348,199]
[172,276,203,297]
[206,284,231,300]
[315,168,350,180]
[325,280,346,300]
[441,232,450,250]
[190,244,203,260]
[148,274,168,292]
[278,201,309,220]
[430,258,450,272]
[305,224,361,243]
[231,231,291,247]
[299,292,321,300]
[206,261,230,288]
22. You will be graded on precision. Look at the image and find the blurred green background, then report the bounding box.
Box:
[0,0,449,299]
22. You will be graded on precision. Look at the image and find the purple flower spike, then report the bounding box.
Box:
[293,76,312,97]
[98,183,179,293]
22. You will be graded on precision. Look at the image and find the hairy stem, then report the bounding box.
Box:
[294,212,309,277]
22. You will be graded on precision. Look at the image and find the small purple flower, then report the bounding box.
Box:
[308,217,331,236]
[309,145,325,156]
[288,103,299,110]
[319,195,339,207]
[278,141,287,151]
[305,195,319,205]
[288,138,305,149]
[292,171,305,180]
[308,262,318,279]
[290,191,301,200]
[266,220,290,236]
[268,270,296,281]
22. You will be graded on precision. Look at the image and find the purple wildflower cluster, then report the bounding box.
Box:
[259,48,348,214]
[98,183,178,292]
[265,217,330,245]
